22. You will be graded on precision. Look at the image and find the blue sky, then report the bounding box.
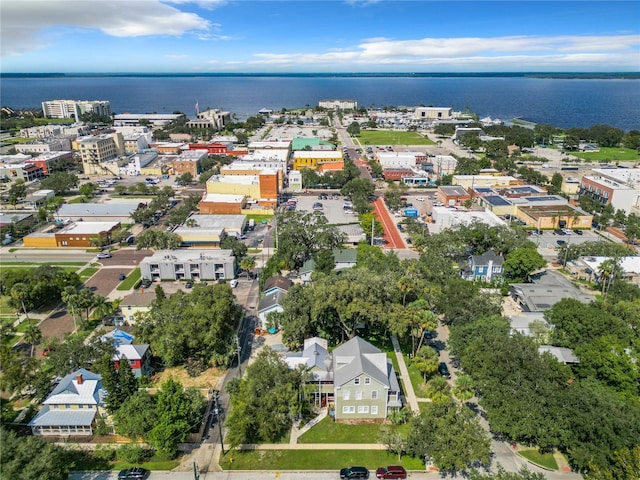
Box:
[1,0,639,73]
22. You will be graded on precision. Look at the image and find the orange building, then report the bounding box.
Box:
[199,194,245,214]
[23,222,120,248]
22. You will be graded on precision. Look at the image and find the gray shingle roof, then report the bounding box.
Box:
[258,290,285,312]
[333,337,395,389]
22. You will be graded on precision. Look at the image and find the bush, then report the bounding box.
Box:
[116,443,150,464]
[92,445,116,462]
[94,418,111,436]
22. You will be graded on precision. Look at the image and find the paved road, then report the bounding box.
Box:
[372,197,405,249]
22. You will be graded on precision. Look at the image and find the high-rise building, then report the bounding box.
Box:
[42,100,112,119]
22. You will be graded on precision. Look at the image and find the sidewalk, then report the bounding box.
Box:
[390,335,419,412]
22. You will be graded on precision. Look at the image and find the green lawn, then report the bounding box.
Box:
[0,296,16,317]
[406,360,429,398]
[571,147,640,162]
[357,130,435,146]
[519,449,559,470]
[116,268,141,291]
[70,450,179,471]
[15,318,40,333]
[298,416,383,443]
[221,449,425,471]
[0,137,36,145]
[245,214,273,223]
[68,196,90,204]
[79,267,99,282]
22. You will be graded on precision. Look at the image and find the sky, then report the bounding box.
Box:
[1,0,639,73]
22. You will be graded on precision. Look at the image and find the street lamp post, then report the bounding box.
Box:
[236,336,242,377]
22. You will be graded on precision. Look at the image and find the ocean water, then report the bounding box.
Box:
[1,75,638,130]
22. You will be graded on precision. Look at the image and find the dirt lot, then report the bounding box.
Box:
[154,365,224,390]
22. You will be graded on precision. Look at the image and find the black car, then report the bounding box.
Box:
[438,362,451,379]
[118,273,126,281]
[185,280,193,288]
[575,229,583,235]
[118,467,150,480]
[140,279,152,288]
[340,466,370,479]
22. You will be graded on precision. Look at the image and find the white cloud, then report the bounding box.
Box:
[1,0,211,56]
[164,0,226,9]
[247,34,640,70]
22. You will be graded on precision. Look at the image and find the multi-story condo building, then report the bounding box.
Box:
[42,100,111,119]
[15,138,72,154]
[140,249,236,282]
[77,134,123,175]
[579,168,640,215]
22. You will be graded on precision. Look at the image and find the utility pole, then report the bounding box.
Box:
[371,217,375,246]
[236,335,242,377]
[213,390,224,454]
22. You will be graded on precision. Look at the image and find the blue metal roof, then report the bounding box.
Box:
[29,406,96,427]
[483,195,512,206]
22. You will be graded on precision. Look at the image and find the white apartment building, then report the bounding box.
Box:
[377,152,418,169]
[15,138,72,154]
[318,99,358,110]
[42,100,111,119]
[140,249,236,282]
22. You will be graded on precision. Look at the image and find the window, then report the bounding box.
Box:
[371,406,378,415]
[355,391,362,400]
[354,378,360,385]
[371,390,378,400]
[357,405,369,414]
[343,390,350,400]
[342,406,355,414]
[364,377,370,385]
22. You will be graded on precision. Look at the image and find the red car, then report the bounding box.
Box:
[376,466,407,479]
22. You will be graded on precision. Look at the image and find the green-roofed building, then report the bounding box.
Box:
[291,137,335,151]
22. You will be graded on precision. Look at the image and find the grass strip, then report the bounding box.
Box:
[116,268,141,290]
[221,449,425,471]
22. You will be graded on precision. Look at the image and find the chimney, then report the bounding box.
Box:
[76,374,83,385]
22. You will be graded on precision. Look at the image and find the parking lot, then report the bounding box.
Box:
[290,192,359,225]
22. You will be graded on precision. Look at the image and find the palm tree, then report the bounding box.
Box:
[599,258,621,304]
[61,286,79,331]
[91,296,115,326]
[23,323,42,357]
[239,256,256,279]
[10,283,30,320]
[452,375,475,401]
[412,345,439,382]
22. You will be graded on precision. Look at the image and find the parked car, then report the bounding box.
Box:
[340,466,370,479]
[561,228,574,235]
[141,279,152,288]
[575,229,583,235]
[118,467,150,480]
[557,240,567,246]
[376,465,407,479]
[96,253,112,259]
[438,362,451,379]
[397,223,403,231]
[185,281,193,289]
[229,279,238,288]
[118,273,126,281]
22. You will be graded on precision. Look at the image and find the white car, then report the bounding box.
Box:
[416,196,425,202]
[229,279,238,288]
[96,253,112,259]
